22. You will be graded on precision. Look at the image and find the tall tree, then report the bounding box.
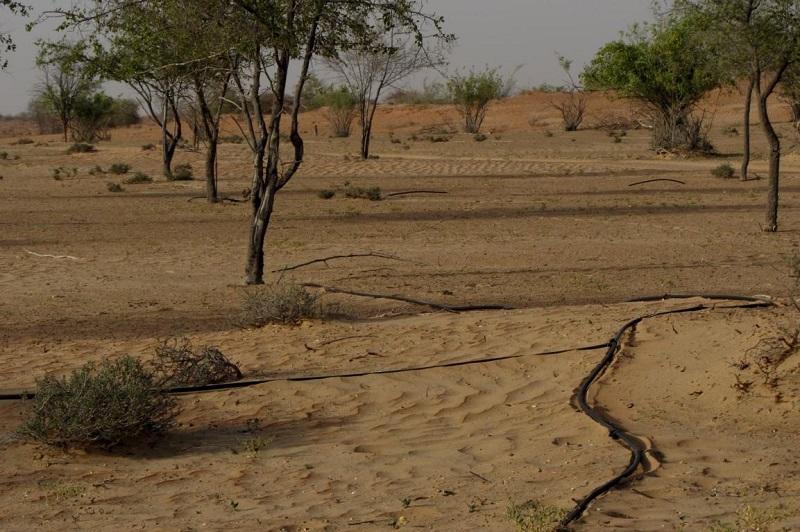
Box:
[325,26,445,159]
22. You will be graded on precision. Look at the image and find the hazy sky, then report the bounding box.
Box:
[0,0,654,115]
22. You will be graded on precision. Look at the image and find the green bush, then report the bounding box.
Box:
[66,143,96,154]
[106,182,124,192]
[108,163,131,175]
[18,356,178,449]
[448,67,506,133]
[151,338,241,387]
[88,165,105,175]
[240,282,320,326]
[123,172,152,184]
[711,163,736,178]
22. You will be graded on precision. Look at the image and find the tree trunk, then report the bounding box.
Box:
[741,76,755,181]
[163,139,177,179]
[205,137,219,202]
[757,77,782,233]
[360,123,371,159]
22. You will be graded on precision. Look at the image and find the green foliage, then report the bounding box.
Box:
[315,85,358,137]
[582,15,724,151]
[123,172,152,184]
[239,282,320,327]
[448,67,505,133]
[18,356,178,449]
[712,163,736,178]
[386,80,450,105]
[151,338,241,387]
[0,1,29,69]
[66,142,96,154]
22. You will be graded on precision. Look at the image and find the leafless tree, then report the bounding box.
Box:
[325,27,445,159]
[34,60,97,142]
[551,55,586,131]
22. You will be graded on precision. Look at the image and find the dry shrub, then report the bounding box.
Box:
[151,338,242,387]
[66,142,96,154]
[108,163,131,175]
[123,172,152,184]
[169,163,193,181]
[711,163,735,178]
[240,282,320,326]
[344,185,382,201]
[19,356,178,449]
[506,500,566,532]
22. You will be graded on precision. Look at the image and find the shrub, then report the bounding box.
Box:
[385,80,450,105]
[108,163,131,175]
[18,356,178,449]
[712,163,736,178]
[448,66,506,133]
[506,500,567,532]
[318,86,358,138]
[240,282,320,326]
[0,151,7,159]
[123,172,152,184]
[317,189,336,199]
[220,135,244,144]
[344,185,382,201]
[142,143,156,151]
[106,182,124,192]
[151,338,241,388]
[12,138,34,145]
[51,167,78,180]
[473,133,488,142]
[66,142,96,154]
[88,165,105,175]
[169,163,193,181]
[552,56,587,132]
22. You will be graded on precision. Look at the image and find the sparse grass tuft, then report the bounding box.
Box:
[88,165,105,175]
[106,182,124,193]
[141,143,156,151]
[108,163,131,175]
[239,282,320,327]
[344,185,382,201]
[151,338,242,387]
[473,133,488,142]
[123,172,153,184]
[709,504,786,532]
[18,356,178,449]
[51,167,78,180]
[506,500,566,532]
[66,142,96,154]
[711,163,736,179]
[317,189,336,199]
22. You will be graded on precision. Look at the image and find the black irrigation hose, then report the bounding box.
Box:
[558,295,773,530]
[0,342,610,401]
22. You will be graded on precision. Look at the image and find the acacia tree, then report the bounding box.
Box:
[1,1,28,69]
[228,0,448,284]
[325,27,445,158]
[582,15,726,153]
[34,51,98,142]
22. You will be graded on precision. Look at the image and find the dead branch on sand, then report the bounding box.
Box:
[273,252,408,273]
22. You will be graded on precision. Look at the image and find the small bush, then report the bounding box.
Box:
[151,338,242,387]
[473,133,488,142]
[711,163,736,179]
[12,138,34,145]
[344,186,382,201]
[0,151,7,160]
[124,172,152,184]
[51,167,78,180]
[240,282,320,326]
[544,130,554,138]
[106,182,124,192]
[220,135,244,144]
[141,143,156,151]
[88,165,105,175]
[108,163,131,175]
[169,163,193,181]
[66,143,96,154]
[317,189,336,199]
[18,356,178,449]
[506,500,566,532]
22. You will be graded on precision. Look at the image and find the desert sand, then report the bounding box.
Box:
[1,91,799,530]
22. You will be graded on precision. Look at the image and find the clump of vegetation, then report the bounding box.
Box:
[448,66,509,133]
[473,132,488,142]
[169,163,193,181]
[108,163,131,175]
[66,142,96,154]
[552,55,587,132]
[18,356,178,449]
[709,504,786,532]
[151,338,242,387]
[88,165,105,175]
[317,189,336,199]
[51,166,78,180]
[0,151,8,160]
[12,138,34,145]
[344,185,382,201]
[506,500,567,532]
[544,130,554,138]
[141,143,156,151]
[317,85,358,138]
[722,125,739,136]
[385,81,450,105]
[712,163,736,179]
[123,172,153,184]
[220,135,244,144]
[239,282,320,327]
[106,182,124,192]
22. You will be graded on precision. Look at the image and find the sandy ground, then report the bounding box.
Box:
[1,91,800,530]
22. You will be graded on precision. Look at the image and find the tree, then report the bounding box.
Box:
[325,27,445,158]
[448,66,505,133]
[34,52,98,142]
[552,55,587,132]
[0,1,28,69]
[582,14,726,152]
[71,91,114,142]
